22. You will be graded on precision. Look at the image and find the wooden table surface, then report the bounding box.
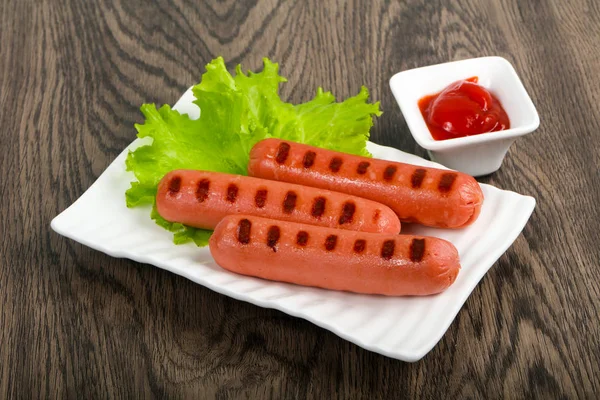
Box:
[2,0,599,398]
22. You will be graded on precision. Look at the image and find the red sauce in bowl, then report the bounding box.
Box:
[418,77,510,141]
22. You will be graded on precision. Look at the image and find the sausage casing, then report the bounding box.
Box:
[209,215,461,296]
[248,139,484,228]
[156,169,401,233]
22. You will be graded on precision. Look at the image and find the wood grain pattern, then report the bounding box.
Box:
[1,0,599,398]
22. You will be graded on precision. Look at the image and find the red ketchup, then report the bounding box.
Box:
[418,77,510,141]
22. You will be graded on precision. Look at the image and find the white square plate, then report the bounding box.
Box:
[51,89,535,362]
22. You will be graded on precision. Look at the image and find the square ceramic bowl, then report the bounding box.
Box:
[389,57,539,176]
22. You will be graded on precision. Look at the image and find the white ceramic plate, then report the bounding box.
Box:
[51,89,535,362]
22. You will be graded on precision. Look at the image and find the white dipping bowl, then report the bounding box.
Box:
[389,57,540,177]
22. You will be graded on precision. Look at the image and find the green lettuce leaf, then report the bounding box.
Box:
[150,205,212,246]
[291,86,379,156]
[126,56,381,246]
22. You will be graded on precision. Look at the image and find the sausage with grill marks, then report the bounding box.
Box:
[248,138,484,229]
[209,215,460,296]
[156,170,401,233]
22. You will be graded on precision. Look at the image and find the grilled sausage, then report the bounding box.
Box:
[156,170,401,233]
[247,139,484,228]
[209,215,461,296]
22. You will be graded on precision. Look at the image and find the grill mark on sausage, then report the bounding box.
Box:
[353,239,366,254]
[296,231,309,246]
[266,226,281,252]
[226,184,239,203]
[303,151,316,168]
[275,142,291,164]
[196,179,210,202]
[381,240,395,260]
[411,168,427,188]
[329,157,343,172]
[338,201,356,225]
[311,197,326,218]
[283,191,297,214]
[356,161,370,174]
[255,189,267,208]
[372,209,381,223]
[410,238,426,262]
[168,176,181,195]
[237,219,251,244]
[324,235,338,251]
[438,173,457,193]
[383,165,397,181]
